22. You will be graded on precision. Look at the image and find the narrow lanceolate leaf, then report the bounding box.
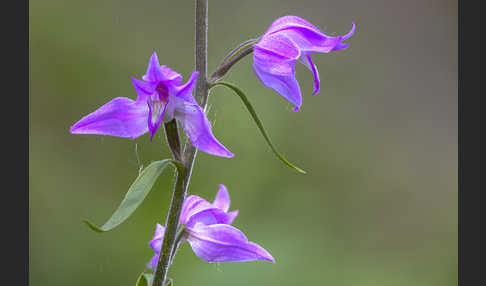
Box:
[210,81,306,174]
[136,273,153,286]
[83,159,185,232]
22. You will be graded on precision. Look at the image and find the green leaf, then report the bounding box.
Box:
[210,81,306,174]
[136,273,153,286]
[83,159,185,232]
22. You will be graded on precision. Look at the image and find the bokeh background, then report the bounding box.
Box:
[29,0,457,285]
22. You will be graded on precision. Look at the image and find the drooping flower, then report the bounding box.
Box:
[70,52,233,158]
[253,15,355,111]
[148,184,274,267]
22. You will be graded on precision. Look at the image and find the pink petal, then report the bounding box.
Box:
[175,103,234,158]
[213,184,231,212]
[143,52,164,83]
[252,59,302,112]
[174,71,199,105]
[147,100,168,140]
[298,54,320,95]
[149,223,165,253]
[264,15,324,37]
[186,224,275,263]
[147,253,159,269]
[70,97,148,139]
[180,195,215,225]
[131,77,155,103]
[185,208,235,228]
[160,65,182,85]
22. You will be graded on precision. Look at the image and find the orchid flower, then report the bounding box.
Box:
[70,52,233,158]
[148,184,274,266]
[253,15,355,111]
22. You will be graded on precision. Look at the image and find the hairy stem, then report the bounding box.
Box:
[181,0,209,188]
[151,1,209,285]
[194,0,209,108]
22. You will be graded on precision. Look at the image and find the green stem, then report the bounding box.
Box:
[151,164,185,286]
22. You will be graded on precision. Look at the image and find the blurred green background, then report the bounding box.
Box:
[29,0,457,285]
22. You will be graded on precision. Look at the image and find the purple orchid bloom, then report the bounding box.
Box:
[70,52,233,158]
[148,184,274,267]
[253,15,356,111]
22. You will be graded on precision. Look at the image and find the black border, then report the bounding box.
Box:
[459,1,485,285]
[3,0,29,284]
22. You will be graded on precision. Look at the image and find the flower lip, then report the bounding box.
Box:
[155,82,170,102]
[146,81,171,140]
[147,97,168,140]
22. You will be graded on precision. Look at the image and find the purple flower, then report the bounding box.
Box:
[70,52,233,158]
[148,184,274,267]
[253,16,355,111]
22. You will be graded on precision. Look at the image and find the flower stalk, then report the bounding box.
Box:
[221,38,258,64]
[152,0,210,285]
[163,120,181,161]
[209,40,256,84]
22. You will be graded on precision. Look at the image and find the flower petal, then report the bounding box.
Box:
[160,65,182,85]
[255,33,300,61]
[298,54,320,95]
[226,210,239,225]
[147,100,168,140]
[264,15,324,37]
[149,223,165,253]
[175,103,234,158]
[174,71,199,105]
[279,28,344,54]
[147,253,159,269]
[143,52,164,83]
[185,208,235,228]
[180,195,215,225]
[253,59,302,112]
[70,97,148,139]
[332,22,356,51]
[253,34,302,111]
[131,77,155,103]
[263,16,353,54]
[213,184,230,212]
[186,224,275,263]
